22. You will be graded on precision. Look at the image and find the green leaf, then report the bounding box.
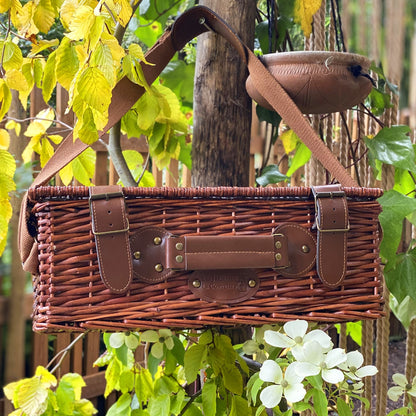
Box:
[256,105,282,127]
[390,295,416,330]
[16,377,49,416]
[311,388,328,416]
[378,190,416,264]
[148,394,170,416]
[335,321,362,347]
[230,395,251,416]
[107,392,132,416]
[286,141,311,177]
[199,330,213,346]
[119,370,134,393]
[182,403,203,416]
[255,404,267,416]
[125,333,140,350]
[161,61,195,104]
[292,401,312,412]
[170,388,185,415]
[184,344,206,384]
[136,91,160,132]
[222,364,243,395]
[386,407,409,416]
[135,16,163,48]
[109,333,126,349]
[337,398,353,416]
[2,39,23,70]
[77,67,111,113]
[385,247,416,303]
[154,375,179,396]
[56,37,79,91]
[256,164,288,186]
[135,368,154,405]
[250,375,264,405]
[307,375,323,391]
[60,373,85,399]
[105,358,122,397]
[56,378,76,414]
[364,126,415,172]
[393,167,415,195]
[171,336,185,366]
[202,379,216,416]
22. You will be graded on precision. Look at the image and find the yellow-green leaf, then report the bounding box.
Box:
[91,42,116,87]
[16,1,38,38]
[33,0,57,33]
[56,37,79,90]
[33,58,45,88]
[24,107,55,136]
[35,366,57,388]
[19,61,35,109]
[293,0,322,37]
[74,107,98,145]
[5,68,29,91]
[101,32,125,62]
[59,0,77,29]
[72,147,96,185]
[42,50,57,102]
[0,129,10,150]
[77,67,111,112]
[22,134,41,163]
[0,80,12,121]
[128,43,153,66]
[2,39,23,70]
[0,149,16,179]
[66,5,95,41]
[135,91,160,132]
[47,134,63,145]
[88,14,105,51]
[0,0,13,12]
[60,373,85,400]
[59,163,73,185]
[5,120,20,136]
[40,137,55,167]
[113,0,132,27]
[29,38,59,57]
[3,380,19,401]
[16,377,49,416]
[280,129,299,154]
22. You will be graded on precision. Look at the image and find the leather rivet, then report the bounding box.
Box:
[275,240,282,249]
[302,245,310,253]
[175,242,184,251]
[275,253,282,261]
[192,279,201,288]
[133,251,141,260]
[153,237,162,245]
[176,255,183,263]
[248,279,257,288]
[155,263,163,272]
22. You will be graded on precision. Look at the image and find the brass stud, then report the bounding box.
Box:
[301,245,310,253]
[275,240,282,249]
[153,236,162,245]
[248,279,257,288]
[175,242,184,251]
[176,255,184,263]
[192,279,201,288]
[275,253,282,261]
[133,251,141,260]
[155,263,163,272]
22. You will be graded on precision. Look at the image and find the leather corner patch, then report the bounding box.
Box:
[188,269,259,304]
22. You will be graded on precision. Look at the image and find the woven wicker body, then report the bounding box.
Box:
[28,185,384,333]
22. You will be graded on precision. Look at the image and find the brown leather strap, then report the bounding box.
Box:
[166,234,288,270]
[89,186,132,293]
[312,185,349,287]
[19,5,359,273]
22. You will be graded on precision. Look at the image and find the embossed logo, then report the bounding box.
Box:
[188,269,259,304]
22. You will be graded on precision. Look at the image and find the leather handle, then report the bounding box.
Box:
[166,234,288,270]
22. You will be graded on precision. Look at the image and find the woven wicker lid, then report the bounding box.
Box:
[246,51,373,114]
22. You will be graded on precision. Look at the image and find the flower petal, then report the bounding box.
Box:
[260,360,282,383]
[243,340,259,355]
[164,336,174,350]
[408,386,416,398]
[325,348,346,369]
[388,386,405,402]
[265,330,294,348]
[284,383,306,403]
[392,373,408,388]
[322,368,344,384]
[304,329,333,351]
[285,362,304,384]
[284,320,308,339]
[151,342,164,359]
[260,385,283,409]
[345,350,364,368]
[356,365,378,378]
[293,361,320,378]
[294,340,324,365]
[140,330,159,343]
[159,328,172,338]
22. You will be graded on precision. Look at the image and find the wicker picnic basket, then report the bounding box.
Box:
[18,6,384,333]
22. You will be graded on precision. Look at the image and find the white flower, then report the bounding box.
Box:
[259,360,306,408]
[292,340,346,384]
[338,351,378,380]
[388,373,416,401]
[140,329,174,359]
[339,379,364,394]
[264,320,333,356]
[243,325,276,363]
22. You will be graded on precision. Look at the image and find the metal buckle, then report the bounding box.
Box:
[315,221,350,233]
[312,190,346,198]
[89,191,124,201]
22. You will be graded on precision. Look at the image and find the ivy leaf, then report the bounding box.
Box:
[293,0,322,37]
[378,190,416,264]
[202,379,216,416]
[256,165,288,186]
[384,247,416,303]
[364,126,415,172]
[390,295,416,331]
[286,141,311,177]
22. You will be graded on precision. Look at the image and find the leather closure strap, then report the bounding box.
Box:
[89,186,132,293]
[166,234,289,270]
[312,185,349,287]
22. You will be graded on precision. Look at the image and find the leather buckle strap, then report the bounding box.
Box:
[312,185,349,288]
[89,186,132,294]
